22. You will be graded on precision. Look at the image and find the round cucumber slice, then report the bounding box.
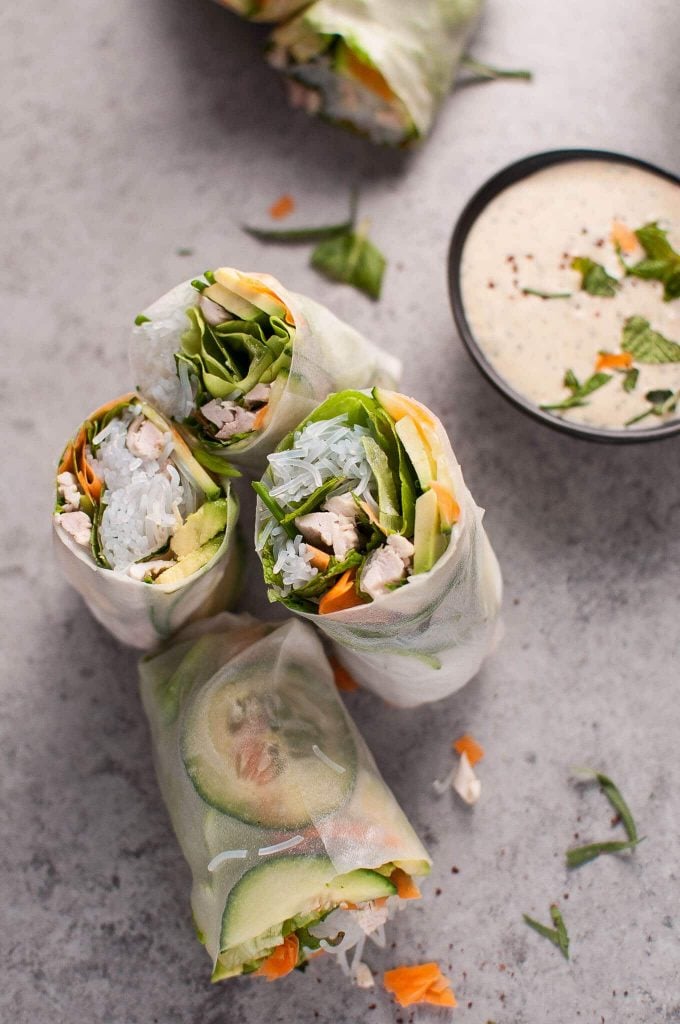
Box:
[220,854,397,951]
[180,664,356,828]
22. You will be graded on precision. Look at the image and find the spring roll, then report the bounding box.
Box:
[254,388,502,706]
[268,0,483,145]
[53,394,240,649]
[130,270,400,476]
[140,613,430,982]
[214,0,310,21]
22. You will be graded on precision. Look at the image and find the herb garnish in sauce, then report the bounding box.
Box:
[521,287,572,299]
[523,905,570,959]
[627,222,680,301]
[571,257,620,297]
[621,316,680,363]
[540,369,611,411]
[626,388,679,426]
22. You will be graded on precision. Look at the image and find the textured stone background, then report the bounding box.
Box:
[2,0,679,1021]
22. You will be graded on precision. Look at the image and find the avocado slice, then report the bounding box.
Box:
[395,416,436,489]
[170,499,229,559]
[155,535,223,585]
[413,489,446,575]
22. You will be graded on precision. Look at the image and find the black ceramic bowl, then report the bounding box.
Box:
[448,149,680,443]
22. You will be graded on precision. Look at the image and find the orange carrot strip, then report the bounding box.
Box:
[318,570,364,615]
[255,934,299,981]
[429,480,460,528]
[306,545,331,571]
[595,351,633,371]
[453,733,485,766]
[611,220,638,254]
[390,868,421,900]
[330,656,359,691]
[384,963,457,1008]
[252,404,269,431]
[343,49,396,104]
[268,194,295,220]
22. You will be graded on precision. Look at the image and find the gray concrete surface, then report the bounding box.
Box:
[2,0,679,1021]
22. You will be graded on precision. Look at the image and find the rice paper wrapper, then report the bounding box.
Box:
[130,274,401,477]
[271,0,483,143]
[139,613,430,970]
[53,489,241,649]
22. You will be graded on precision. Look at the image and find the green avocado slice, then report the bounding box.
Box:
[155,535,223,585]
[170,499,229,559]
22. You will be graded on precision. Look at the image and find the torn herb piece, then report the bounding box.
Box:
[593,772,638,841]
[522,906,569,960]
[623,367,639,393]
[571,256,620,297]
[621,316,680,363]
[243,189,358,243]
[625,388,678,426]
[134,314,151,325]
[521,287,572,299]
[628,221,680,301]
[311,223,386,300]
[566,837,642,868]
[540,370,612,411]
[460,56,533,81]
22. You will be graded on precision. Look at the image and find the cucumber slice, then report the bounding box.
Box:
[180,665,356,828]
[220,855,396,951]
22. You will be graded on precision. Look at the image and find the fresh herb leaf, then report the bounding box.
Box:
[592,771,638,842]
[243,190,358,243]
[311,222,386,300]
[621,315,680,363]
[461,56,533,81]
[628,222,680,301]
[523,906,569,959]
[134,314,151,325]
[540,370,612,410]
[622,367,639,393]
[521,287,572,299]
[566,837,642,868]
[625,388,678,426]
[571,256,620,297]
[252,482,297,539]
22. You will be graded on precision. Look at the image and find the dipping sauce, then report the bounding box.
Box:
[460,159,680,431]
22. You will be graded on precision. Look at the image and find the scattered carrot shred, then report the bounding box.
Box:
[384,963,457,1008]
[268,194,295,220]
[453,733,484,766]
[252,404,269,431]
[255,934,299,981]
[318,570,365,615]
[595,351,633,371]
[330,656,359,692]
[390,868,421,900]
[611,220,638,254]
[429,480,460,528]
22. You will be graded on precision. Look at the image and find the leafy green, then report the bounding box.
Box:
[460,56,533,81]
[191,447,242,478]
[593,771,638,842]
[311,223,386,300]
[566,838,642,868]
[522,905,569,959]
[540,370,612,411]
[621,316,680,363]
[625,388,679,426]
[134,314,151,325]
[521,287,572,299]
[628,221,680,301]
[567,769,644,865]
[361,436,401,532]
[571,256,619,297]
[622,367,639,393]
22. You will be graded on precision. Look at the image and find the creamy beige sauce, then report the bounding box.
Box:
[460,160,680,430]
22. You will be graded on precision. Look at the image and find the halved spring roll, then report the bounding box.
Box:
[140,613,430,982]
[53,394,240,648]
[268,0,483,145]
[130,269,400,476]
[254,388,502,706]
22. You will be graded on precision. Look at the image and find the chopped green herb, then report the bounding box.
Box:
[628,222,680,301]
[176,247,194,257]
[588,771,639,841]
[523,905,569,959]
[566,838,642,868]
[540,370,612,411]
[621,316,680,363]
[134,314,151,326]
[571,256,620,297]
[622,367,639,393]
[242,189,358,243]
[311,221,386,300]
[204,270,216,284]
[521,287,572,299]
[460,56,533,81]
[625,388,678,426]
[252,482,297,539]
[191,278,209,292]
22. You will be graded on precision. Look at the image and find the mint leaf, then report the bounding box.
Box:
[629,222,680,301]
[311,224,386,300]
[540,370,612,411]
[571,256,619,297]
[621,316,680,363]
[622,367,639,393]
[625,388,678,426]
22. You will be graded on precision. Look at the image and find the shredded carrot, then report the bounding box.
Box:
[384,963,457,1008]
[453,733,484,766]
[376,390,438,431]
[390,868,421,900]
[318,570,364,615]
[305,545,331,571]
[611,220,638,254]
[343,49,396,104]
[595,351,633,371]
[268,194,295,220]
[255,934,299,981]
[252,404,269,431]
[429,480,460,528]
[330,656,359,691]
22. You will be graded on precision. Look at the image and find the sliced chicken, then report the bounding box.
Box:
[57,471,80,512]
[331,516,360,560]
[201,399,256,440]
[198,293,233,327]
[360,544,407,601]
[295,511,336,550]
[386,533,415,566]
[243,383,272,408]
[128,559,176,581]
[126,416,167,460]
[58,510,92,546]
[323,493,358,519]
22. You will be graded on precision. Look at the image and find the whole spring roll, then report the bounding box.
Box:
[214,0,310,21]
[268,0,483,145]
[140,613,431,982]
[53,394,240,648]
[254,388,502,706]
[130,269,400,476]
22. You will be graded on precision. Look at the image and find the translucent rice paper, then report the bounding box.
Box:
[53,488,241,650]
[270,0,483,143]
[129,273,401,476]
[213,0,310,21]
[255,394,503,707]
[139,614,430,970]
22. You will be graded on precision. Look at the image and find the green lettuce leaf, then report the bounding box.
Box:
[311,226,386,300]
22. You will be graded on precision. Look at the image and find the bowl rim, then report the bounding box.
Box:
[447,147,680,444]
